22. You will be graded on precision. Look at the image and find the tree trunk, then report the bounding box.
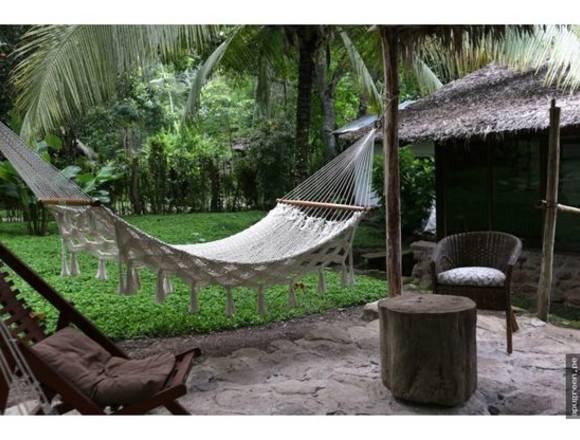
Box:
[357,94,368,118]
[122,128,143,215]
[379,294,477,406]
[294,29,320,183]
[315,47,338,160]
[537,99,561,322]
[210,158,222,212]
[24,202,48,236]
[127,156,143,215]
[381,27,402,297]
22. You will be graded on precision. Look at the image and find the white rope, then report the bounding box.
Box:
[0,321,53,414]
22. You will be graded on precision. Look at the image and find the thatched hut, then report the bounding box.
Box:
[339,63,580,306]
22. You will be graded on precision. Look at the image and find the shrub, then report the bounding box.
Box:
[372,147,435,234]
[245,120,296,209]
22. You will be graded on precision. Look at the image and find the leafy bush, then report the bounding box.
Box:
[234,120,295,209]
[372,147,435,234]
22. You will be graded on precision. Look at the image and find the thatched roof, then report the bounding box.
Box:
[342,63,580,144]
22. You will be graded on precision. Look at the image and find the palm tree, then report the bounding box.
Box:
[184,25,383,181]
[11,24,441,184]
[11,25,219,141]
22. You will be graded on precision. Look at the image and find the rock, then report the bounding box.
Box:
[272,379,326,395]
[188,369,217,392]
[488,405,500,415]
[362,300,379,321]
[303,326,352,344]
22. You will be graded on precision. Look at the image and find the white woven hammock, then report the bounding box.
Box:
[0,122,376,316]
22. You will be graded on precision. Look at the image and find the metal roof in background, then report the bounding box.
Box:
[332,101,416,136]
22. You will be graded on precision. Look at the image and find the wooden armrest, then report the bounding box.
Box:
[166,348,201,388]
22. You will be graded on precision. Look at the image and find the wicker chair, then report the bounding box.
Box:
[430,231,522,354]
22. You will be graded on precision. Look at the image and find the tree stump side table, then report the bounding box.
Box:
[379,293,477,406]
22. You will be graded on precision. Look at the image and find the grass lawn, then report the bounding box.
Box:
[0,211,387,340]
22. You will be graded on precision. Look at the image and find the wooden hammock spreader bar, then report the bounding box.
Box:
[277,198,372,212]
[537,199,580,216]
[39,198,101,207]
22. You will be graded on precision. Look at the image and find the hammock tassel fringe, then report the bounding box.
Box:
[256,286,266,316]
[69,252,80,276]
[155,270,168,303]
[348,247,356,286]
[96,258,108,280]
[125,263,140,295]
[60,239,70,277]
[225,287,235,317]
[341,263,349,287]
[288,281,297,308]
[317,269,326,294]
[189,282,199,314]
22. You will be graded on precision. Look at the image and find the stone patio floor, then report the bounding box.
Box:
[177,306,580,415]
[5,303,580,415]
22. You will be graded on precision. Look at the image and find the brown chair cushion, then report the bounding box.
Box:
[31,327,175,406]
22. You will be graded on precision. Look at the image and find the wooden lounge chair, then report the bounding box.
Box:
[430,231,522,354]
[0,241,200,415]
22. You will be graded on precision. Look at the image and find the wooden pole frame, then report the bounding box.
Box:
[537,99,561,322]
[39,198,101,207]
[381,26,402,297]
[537,200,580,216]
[276,199,372,212]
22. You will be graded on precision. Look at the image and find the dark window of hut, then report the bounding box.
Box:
[443,140,492,235]
[439,135,580,253]
[492,137,543,247]
[556,138,580,252]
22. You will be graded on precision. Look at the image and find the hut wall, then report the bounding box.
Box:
[436,134,580,252]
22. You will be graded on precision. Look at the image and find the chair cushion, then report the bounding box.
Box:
[437,266,506,287]
[31,327,175,406]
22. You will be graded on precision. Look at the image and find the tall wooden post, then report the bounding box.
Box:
[381,26,402,297]
[537,99,560,322]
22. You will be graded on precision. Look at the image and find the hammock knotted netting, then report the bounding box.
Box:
[0,122,377,316]
[0,319,53,415]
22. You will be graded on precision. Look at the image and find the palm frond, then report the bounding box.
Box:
[184,25,290,121]
[418,25,580,92]
[183,30,238,118]
[499,25,580,91]
[12,25,220,140]
[411,57,443,94]
[339,31,381,110]
[254,56,272,119]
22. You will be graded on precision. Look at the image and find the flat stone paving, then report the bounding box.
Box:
[5,305,579,415]
[180,309,580,415]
